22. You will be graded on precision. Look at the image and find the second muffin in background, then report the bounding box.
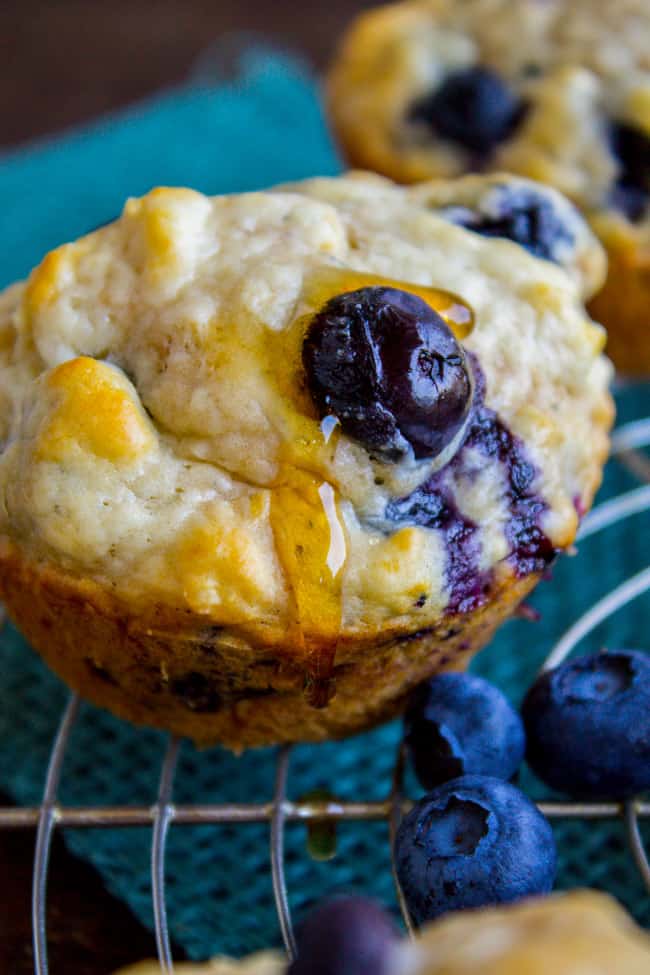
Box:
[327,0,650,374]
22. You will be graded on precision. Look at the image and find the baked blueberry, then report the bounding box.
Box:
[404,673,525,790]
[609,123,650,222]
[289,895,399,975]
[410,67,526,156]
[522,650,650,798]
[443,187,575,263]
[394,775,556,925]
[303,287,473,462]
[384,358,555,613]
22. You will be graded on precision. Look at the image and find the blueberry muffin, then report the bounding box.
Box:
[0,174,612,748]
[113,892,650,973]
[327,0,650,374]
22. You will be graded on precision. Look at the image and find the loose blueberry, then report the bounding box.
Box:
[522,650,650,798]
[289,895,399,975]
[303,287,473,462]
[410,67,527,156]
[442,187,574,264]
[609,123,650,222]
[395,775,556,925]
[405,673,525,790]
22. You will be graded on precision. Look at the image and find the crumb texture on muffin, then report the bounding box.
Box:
[0,176,611,642]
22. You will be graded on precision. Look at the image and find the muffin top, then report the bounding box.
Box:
[328,0,650,244]
[0,174,611,645]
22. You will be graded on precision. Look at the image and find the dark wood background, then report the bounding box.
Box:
[0,1,373,971]
[1,0,375,148]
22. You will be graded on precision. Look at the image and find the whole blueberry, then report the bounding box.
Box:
[289,895,399,975]
[522,650,650,798]
[410,67,526,155]
[609,123,650,222]
[405,673,525,790]
[303,287,473,462]
[395,775,556,925]
[443,186,575,264]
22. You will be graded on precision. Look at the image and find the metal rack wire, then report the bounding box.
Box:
[0,417,649,975]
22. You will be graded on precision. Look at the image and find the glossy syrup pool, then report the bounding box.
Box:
[299,266,475,342]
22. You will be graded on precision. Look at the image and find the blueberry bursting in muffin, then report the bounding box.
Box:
[0,173,612,747]
[327,0,650,374]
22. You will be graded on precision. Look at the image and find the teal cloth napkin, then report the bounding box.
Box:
[0,49,648,960]
[0,49,340,290]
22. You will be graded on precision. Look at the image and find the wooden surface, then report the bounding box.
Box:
[0,792,160,973]
[0,1,373,970]
[0,0,374,149]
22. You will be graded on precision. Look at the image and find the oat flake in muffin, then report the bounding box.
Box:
[0,173,612,747]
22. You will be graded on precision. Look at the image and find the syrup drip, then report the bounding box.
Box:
[320,414,340,444]
[268,267,472,705]
[300,266,475,340]
[270,469,347,708]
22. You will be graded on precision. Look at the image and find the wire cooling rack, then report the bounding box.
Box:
[0,417,649,975]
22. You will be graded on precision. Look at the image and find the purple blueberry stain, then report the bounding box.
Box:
[303,285,558,615]
[386,357,556,613]
[464,401,556,577]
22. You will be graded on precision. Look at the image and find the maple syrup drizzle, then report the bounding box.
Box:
[268,267,474,707]
[270,469,346,709]
[317,482,347,577]
[300,266,475,340]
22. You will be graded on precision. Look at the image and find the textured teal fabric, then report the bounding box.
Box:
[0,50,648,961]
[0,49,340,291]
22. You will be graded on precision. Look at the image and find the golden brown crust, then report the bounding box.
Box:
[588,226,650,376]
[0,538,538,748]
